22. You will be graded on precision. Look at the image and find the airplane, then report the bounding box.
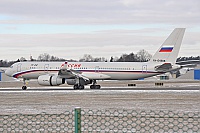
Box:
[5,28,185,90]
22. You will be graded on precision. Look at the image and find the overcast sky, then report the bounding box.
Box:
[0,0,200,61]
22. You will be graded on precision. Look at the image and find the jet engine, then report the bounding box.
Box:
[66,79,76,85]
[38,75,65,86]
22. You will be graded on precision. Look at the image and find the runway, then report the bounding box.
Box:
[1,79,200,90]
[0,80,199,114]
[0,86,199,91]
[0,87,199,115]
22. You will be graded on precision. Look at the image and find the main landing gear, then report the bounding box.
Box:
[90,85,101,89]
[90,80,101,89]
[73,79,101,90]
[73,84,85,90]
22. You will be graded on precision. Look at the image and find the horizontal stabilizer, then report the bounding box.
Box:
[155,63,172,72]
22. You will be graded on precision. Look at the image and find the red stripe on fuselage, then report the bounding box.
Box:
[13,69,162,78]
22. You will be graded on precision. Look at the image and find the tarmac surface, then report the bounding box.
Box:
[0,80,199,115]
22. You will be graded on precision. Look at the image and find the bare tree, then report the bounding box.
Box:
[116,53,139,62]
[38,53,51,61]
[137,49,152,62]
[79,54,94,62]
[37,53,67,61]
[20,57,27,62]
[93,57,106,62]
[79,54,107,62]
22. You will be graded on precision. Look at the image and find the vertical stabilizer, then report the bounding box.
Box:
[150,28,185,65]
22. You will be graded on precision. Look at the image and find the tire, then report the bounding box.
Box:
[22,86,27,90]
[90,85,101,89]
[96,85,101,89]
[73,84,78,90]
[90,85,94,89]
[79,85,84,90]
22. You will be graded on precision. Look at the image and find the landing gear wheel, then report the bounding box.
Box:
[22,78,28,90]
[73,84,79,90]
[79,85,84,90]
[74,84,85,90]
[96,85,101,89]
[22,86,27,90]
[90,85,94,89]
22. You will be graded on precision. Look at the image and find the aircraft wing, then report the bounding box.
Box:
[58,68,76,79]
[58,68,110,80]
[58,62,110,80]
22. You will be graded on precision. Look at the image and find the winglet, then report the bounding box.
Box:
[61,61,68,69]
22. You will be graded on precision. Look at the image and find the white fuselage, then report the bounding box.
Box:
[6,61,162,80]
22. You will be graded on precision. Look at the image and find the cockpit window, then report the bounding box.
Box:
[10,65,13,68]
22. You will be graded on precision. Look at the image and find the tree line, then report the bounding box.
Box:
[79,49,152,62]
[0,51,199,67]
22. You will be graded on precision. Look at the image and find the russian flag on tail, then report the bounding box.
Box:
[159,46,173,52]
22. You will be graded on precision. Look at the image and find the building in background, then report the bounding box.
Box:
[178,64,200,80]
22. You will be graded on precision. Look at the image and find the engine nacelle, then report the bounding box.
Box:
[38,75,65,86]
[66,79,93,85]
[66,79,76,85]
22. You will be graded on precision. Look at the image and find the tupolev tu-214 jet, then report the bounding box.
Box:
[5,28,185,90]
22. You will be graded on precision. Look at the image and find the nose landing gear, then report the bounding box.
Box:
[22,86,27,90]
[22,78,28,90]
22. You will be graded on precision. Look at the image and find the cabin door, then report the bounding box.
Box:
[17,63,22,72]
[142,65,147,73]
[95,66,100,73]
[44,64,49,73]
